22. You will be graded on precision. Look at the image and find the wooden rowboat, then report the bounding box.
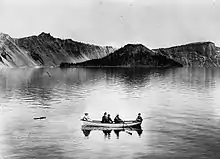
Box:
[81,120,141,128]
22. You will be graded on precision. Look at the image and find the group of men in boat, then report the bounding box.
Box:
[82,112,143,123]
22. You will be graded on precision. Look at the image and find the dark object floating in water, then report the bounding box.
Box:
[33,116,46,120]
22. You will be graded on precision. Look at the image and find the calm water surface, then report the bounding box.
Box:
[0,67,220,159]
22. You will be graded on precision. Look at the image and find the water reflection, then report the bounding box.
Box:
[82,129,91,137]
[103,130,112,139]
[1,67,220,100]
[114,129,143,139]
[1,67,220,158]
[81,127,143,139]
[91,67,171,87]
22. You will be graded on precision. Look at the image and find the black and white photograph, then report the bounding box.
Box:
[0,0,220,158]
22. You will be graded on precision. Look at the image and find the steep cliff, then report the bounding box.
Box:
[154,42,220,67]
[61,44,183,68]
[0,33,38,68]
[0,32,115,67]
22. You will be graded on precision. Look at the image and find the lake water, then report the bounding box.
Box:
[0,67,220,159]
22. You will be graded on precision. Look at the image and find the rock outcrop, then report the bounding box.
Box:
[154,42,220,67]
[0,33,38,68]
[60,44,183,68]
[0,32,115,68]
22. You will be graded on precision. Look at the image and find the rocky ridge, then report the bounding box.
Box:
[0,32,115,68]
[61,44,183,68]
[1,32,220,68]
[153,42,220,67]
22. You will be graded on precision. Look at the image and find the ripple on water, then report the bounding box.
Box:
[0,68,220,158]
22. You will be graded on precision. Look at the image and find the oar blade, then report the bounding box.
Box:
[125,131,132,135]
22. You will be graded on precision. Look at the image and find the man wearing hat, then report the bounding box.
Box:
[101,112,108,123]
[136,113,143,123]
[82,113,91,121]
[114,114,123,123]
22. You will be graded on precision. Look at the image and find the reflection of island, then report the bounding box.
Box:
[81,126,143,139]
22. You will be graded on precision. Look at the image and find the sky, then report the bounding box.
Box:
[0,0,219,48]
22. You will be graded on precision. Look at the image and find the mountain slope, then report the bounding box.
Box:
[0,33,38,68]
[1,32,220,68]
[153,42,220,67]
[60,44,183,67]
[0,32,115,67]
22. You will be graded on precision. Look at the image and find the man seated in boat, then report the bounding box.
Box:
[107,114,113,123]
[101,112,108,123]
[114,114,123,123]
[136,113,143,123]
[82,113,91,121]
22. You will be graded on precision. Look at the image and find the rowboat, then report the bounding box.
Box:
[81,120,141,128]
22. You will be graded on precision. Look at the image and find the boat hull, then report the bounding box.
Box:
[81,120,141,128]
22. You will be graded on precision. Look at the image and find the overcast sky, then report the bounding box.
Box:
[0,0,219,48]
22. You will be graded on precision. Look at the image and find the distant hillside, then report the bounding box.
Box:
[0,32,115,68]
[60,44,183,68]
[153,42,220,67]
[1,32,220,68]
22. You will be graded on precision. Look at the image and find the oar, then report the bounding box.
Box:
[125,130,132,135]
[123,121,132,135]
